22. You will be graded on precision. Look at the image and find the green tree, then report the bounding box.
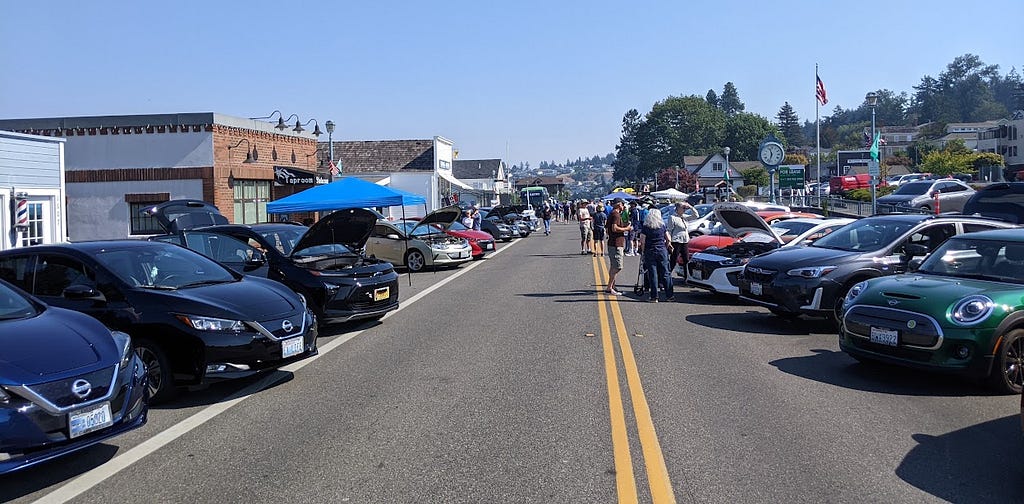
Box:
[723,113,777,162]
[635,95,725,179]
[719,82,745,115]
[656,167,697,191]
[776,102,805,147]
[740,166,769,187]
[910,54,1008,122]
[706,89,719,108]
[613,109,643,182]
[919,140,975,175]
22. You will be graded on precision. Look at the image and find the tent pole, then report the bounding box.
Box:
[403,205,412,287]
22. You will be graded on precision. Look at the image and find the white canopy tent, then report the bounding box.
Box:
[650,188,689,200]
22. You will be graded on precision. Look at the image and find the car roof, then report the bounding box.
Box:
[946,228,1024,241]
[0,240,165,254]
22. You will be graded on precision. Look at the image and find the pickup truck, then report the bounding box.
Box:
[829,174,874,194]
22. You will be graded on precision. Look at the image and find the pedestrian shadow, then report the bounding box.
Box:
[528,253,592,259]
[521,289,608,300]
[896,415,1024,503]
[685,310,836,335]
[0,443,119,502]
[769,348,993,397]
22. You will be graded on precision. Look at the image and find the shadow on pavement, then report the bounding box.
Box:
[0,443,119,503]
[770,348,993,397]
[152,370,295,411]
[685,311,837,335]
[896,414,1024,503]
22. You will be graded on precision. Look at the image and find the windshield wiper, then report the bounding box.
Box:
[178,279,234,289]
[139,284,178,290]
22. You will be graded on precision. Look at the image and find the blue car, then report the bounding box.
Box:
[0,279,149,475]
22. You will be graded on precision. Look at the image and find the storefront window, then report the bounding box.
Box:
[20,202,44,246]
[233,180,270,224]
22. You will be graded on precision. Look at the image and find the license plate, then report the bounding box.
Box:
[870,326,899,347]
[691,269,702,280]
[281,336,304,358]
[484,243,493,250]
[373,286,390,302]
[69,402,112,438]
[751,282,763,296]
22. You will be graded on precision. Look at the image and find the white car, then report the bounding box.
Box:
[365,205,473,272]
[686,203,853,295]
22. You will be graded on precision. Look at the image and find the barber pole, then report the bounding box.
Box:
[14,196,28,229]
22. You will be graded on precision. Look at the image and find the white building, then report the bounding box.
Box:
[0,131,68,250]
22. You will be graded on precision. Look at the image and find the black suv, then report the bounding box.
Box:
[738,214,1016,322]
[962,182,1024,224]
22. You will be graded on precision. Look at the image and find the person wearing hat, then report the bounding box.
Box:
[626,200,641,256]
[605,198,632,295]
[576,200,593,254]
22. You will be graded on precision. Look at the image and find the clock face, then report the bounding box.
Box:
[760,143,785,166]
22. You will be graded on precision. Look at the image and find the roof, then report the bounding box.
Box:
[949,228,1024,241]
[0,112,316,139]
[516,176,564,186]
[327,140,435,173]
[453,159,503,179]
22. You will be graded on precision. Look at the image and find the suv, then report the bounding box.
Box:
[962,182,1024,224]
[876,179,975,213]
[738,214,1016,322]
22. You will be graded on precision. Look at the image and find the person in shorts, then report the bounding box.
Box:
[591,202,607,257]
[605,198,632,295]
[577,201,593,254]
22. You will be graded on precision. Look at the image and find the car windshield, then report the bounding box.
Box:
[95,245,237,289]
[397,221,443,237]
[917,237,1024,283]
[894,181,933,195]
[448,221,470,231]
[258,227,306,255]
[0,281,38,320]
[763,221,818,242]
[811,217,917,252]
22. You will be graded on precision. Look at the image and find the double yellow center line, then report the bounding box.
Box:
[591,256,676,504]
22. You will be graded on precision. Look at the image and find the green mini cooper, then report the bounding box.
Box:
[839,228,1024,394]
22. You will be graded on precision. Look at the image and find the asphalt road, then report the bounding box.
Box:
[4,220,1023,503]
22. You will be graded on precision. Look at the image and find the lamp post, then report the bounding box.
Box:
[325,120,336,182]
[723,146,731,202]
[865,91,879,214]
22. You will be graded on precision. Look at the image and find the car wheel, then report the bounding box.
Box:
[988,329,1024,394]
[405,249,426,272]
[134,339,176,404]
[831,283,856,326]
[919,205,931,212]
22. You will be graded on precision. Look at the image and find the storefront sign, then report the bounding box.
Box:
[274,166,328,186]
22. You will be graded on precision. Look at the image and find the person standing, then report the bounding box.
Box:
[471,205,482,231]
[577,201,593,254]
[605,198,632,295]
[666,202,693,279]
[638,208,673,302]
[626,201,641,256]
[541,203,553,235]
[592,202,607,257]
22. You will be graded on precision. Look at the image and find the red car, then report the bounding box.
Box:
[409,217,496,259]
[686,210,821,256]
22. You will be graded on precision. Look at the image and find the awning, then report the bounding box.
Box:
[438,170,473,190]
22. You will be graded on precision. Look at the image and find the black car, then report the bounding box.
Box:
[486,205,532,237]
[737,214,1015,322]
[0,278,148,475]
[479,210,516,241]
[963,182,1024,224]
[0,240,318,402]
[146,201,400,325]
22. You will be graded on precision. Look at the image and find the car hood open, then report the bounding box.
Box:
[293,208,378,253]
[144,199,229,233]
[412,205,462,232]
[714,203,782,244]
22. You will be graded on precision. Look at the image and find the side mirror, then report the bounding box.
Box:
[908,257,924,271]
[243,250,266,270]
[386,234,401,240]
[63,284,106,302]
[904,243,929,258]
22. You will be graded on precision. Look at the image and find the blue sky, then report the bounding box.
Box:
[1,0,1020,168]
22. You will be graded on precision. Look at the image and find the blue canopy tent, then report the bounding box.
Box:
[601,191,639,201]
[266,177,428,285]
[266,176,425,213]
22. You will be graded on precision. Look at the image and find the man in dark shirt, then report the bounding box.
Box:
[605,198,632,295]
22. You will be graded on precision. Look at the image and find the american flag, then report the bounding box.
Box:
[328,160,340,176]
[816,74,828,106]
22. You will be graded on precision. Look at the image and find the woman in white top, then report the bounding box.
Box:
[666,202,692,278]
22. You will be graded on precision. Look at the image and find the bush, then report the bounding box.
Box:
[846,185,897,201]
[736,185,758,198]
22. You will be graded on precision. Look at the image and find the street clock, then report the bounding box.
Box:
[758,134,785,167]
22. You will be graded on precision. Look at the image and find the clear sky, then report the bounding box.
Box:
[1,1,1020,168]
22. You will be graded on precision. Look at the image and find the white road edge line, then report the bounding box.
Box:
[32,239,520,504]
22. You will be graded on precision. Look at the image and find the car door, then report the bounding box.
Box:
[28,253,128,329]
[889,223,957,273]
[942,181,973,211]
[184,231,269,276]
[365,223,403,264]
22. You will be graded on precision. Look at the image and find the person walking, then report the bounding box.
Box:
[638,208,674,302]
[592,202,607,257]
[666,202,693,279]
[605,198,632,295]
[577,201,593,254]
[541,203,553,235]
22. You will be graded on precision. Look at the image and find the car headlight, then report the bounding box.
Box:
[787,265,838,278]
[0,386,9,403]
[950,295,994,326]
[720,257,746,266]
[844,280,869,309]
[175,314,245,332]
[111,330,133,369]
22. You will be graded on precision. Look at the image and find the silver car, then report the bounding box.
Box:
[876,179,975,213]
[364,205,473,272]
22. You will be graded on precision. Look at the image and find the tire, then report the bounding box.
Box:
[405,249,426,272]
[919,205,931,213]
[831,281,862,326]
[988,329,1024,394]
[134,339,177,404]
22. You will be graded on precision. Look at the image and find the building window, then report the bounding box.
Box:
[20,202,44,247]
[439,159,451,170]
[233,180,270,224]
[712,162,723,172]
[128,202,165,235]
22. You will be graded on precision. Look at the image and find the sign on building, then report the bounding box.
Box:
[778,165,805,189]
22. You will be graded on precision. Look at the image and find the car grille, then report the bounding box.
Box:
[743,266,777,284]
[257,312,308,341]
[348,279,399,310]
[24,367,117,410]
[844,305,942,348]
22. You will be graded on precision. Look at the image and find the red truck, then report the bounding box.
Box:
[830,174,885,194]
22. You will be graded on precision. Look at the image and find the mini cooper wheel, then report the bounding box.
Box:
[135,339,177,403]
[988,329,1024,394]
[405,249,426,272]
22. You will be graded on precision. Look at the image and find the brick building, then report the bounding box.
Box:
[0,113,324,240]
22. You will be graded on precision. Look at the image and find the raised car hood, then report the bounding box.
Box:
[293,208,378,253]
[412,205,462,232]
[145,199,229,233]
[714,203,782,244]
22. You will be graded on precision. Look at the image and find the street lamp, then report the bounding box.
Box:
[228,138,254,164]
[865,91,879,214]
[723,146,731,202]
[325,120,336,182]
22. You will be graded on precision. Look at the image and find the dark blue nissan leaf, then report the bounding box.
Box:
[0,278,149,475]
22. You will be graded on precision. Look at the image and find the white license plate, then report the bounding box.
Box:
[373,287,390,302]
[751,282,763,296]
[282,336,304,358]
[69,402,112,438]
[691,269,702,280]
[484,243,493,250]
[870,327,899,347]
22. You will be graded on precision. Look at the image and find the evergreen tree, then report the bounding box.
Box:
[719,82,745,115]
[706,89,719,108]
[613,109,643,183]
[776,102,805,147]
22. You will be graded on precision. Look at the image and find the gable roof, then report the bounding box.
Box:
[324,139,435,173]
[453,159,503,179]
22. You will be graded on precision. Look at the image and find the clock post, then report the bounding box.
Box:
[758,133,785,204]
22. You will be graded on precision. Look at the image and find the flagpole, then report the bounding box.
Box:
[815,63,821,207]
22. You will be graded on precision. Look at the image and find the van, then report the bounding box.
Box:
[829,174,873,194]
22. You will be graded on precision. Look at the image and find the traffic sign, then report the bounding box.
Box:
[868,160,880,177]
